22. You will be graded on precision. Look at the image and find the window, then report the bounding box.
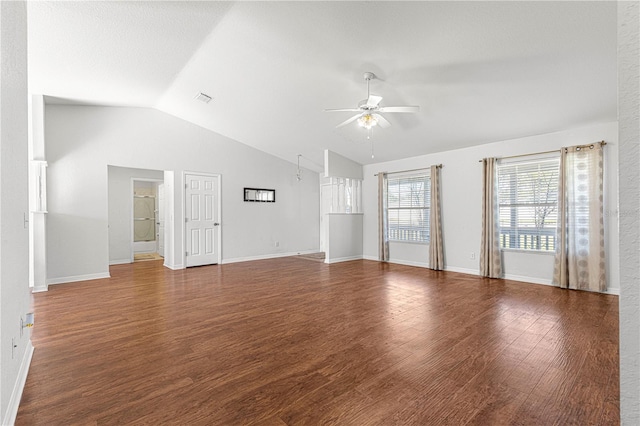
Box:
[327,177,362,213]
[497,156,560,251]
[387,174,430,243]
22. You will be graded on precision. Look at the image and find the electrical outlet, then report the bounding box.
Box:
[470,252,476,260]
[275,241,280,247]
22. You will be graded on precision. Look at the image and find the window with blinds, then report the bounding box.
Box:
[387,174,430,243]
[497,156,560,251]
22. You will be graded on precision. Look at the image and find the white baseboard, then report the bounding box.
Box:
[31,285,48,293]
[324,255,363,264]
[221,250,320,265]
[109,258,132,265]
[4,340,34,425]
[444,266,480,276]
[362,255,378,261]
[164,263,185,270]
[47,272,110,286]
[387,259,430,268]
[503,273,552,286]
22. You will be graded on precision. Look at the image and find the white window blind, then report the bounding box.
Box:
[387,174,430,243]
[497,157,560,251]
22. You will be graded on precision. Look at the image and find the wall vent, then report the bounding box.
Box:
[194,92,212,104]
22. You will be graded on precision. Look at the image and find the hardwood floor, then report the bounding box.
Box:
[16,258,619,425]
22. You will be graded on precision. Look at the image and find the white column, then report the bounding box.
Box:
[618,1,640,424]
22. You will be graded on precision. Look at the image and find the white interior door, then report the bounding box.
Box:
[157,183,165,257]
[185,173,219,267]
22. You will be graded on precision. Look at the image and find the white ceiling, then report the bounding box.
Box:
[28,1,617,171]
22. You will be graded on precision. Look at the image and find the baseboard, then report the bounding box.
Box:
[221,250,320,265]
[324,255,363,264]
[164,263,185,270]
[47,272,110,286]
[4,340,34,425]
[362,255,378,261]
[31,285,48,293]
[503,273,552,286]
[444,266,480,276]
[109,258,132,265]
[387,259,430,268]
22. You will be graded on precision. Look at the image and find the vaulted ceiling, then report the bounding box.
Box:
[27,1,617,171]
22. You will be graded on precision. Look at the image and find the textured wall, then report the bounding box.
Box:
[618,1,640,424]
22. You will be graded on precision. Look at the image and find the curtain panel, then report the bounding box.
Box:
[377,173,389,261]
[480,158,502,278]
[553,143,606,292]
[429,165,444,270]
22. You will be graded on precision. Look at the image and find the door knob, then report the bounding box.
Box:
[214,223,220,226]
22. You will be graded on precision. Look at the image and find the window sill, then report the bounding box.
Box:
[389,240,429,246]
[501,249,555,255]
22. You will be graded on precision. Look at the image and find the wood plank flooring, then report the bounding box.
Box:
[16,258,619,425]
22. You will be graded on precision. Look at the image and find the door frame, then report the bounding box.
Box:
[182,171,222,267]
[130,177,164,262]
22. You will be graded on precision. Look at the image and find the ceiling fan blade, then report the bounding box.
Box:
[378,106,420,113]
[372,113,391,129]
[336,113,362,128]
[366,95,383,108]
[324,108,362,112]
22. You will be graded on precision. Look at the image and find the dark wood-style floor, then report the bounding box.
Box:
[17,258,619,425]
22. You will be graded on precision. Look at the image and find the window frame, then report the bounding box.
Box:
[496,155,560,253]
[386,173,431,244]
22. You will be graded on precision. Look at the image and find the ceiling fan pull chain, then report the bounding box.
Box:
[371,137,375,159]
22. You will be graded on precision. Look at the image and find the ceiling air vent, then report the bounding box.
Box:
[194,92,212,104]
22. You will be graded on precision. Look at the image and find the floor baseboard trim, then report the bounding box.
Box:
[31,285,48,293]
[4,340,34,425]
[109,259,132,265]
[324,255,363,264]
[164,263,185,270]
[47,272,110,286]
[387,259,430,268]
[222,250,320,265]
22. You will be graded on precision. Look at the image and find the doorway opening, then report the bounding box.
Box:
[133,179,164,262]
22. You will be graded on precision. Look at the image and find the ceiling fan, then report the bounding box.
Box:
[325,72,420,133]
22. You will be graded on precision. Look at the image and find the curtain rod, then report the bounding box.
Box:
[477,141,606,162]
[374,165,442,177]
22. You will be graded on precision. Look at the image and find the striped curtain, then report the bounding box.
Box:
[378,173,389,261]
[429,165,444,270]
[480,158,502,278]
[553,143,606,291]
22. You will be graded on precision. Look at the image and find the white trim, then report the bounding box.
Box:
[4,340,34,426]
[109,258,132,265]
[47,272,110,285]
[222,250,320,265]
[444,266,480,276]
[32,285,48,293]
[362,255,378,261]
[164,263,185,270]
[324,255,363,264]
[386,259,430,268]
[503,273,552,286]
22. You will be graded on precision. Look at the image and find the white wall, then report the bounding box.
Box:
[618,1,640,423]
[107,166,164,264]
[362,122,620,293]
[324,149,363,179]
[45,105,319,282]
[0,1,32,423]
[325,214,363,263]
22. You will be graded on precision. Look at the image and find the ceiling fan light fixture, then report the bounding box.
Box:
[357,113,378,129]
